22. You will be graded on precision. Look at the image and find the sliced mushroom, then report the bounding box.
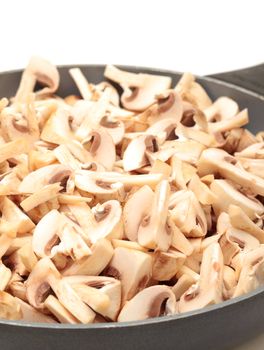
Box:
[104,65,171,111]
[204,96,239,122]
[26,257,95,323]
[82,128,116,171]
[233,246,264,298]
[188,174,217,205]
[19,164,72,193]
[17,298,56,323]
[41,109,75,145]
[175,72,212,110]
[179,243,223,313]
[146,118,177,141]
[0,220,17,259]
[210,179,264,219]
[208,109,249,134]
[0,262,11,291]
[63,238,113,276]
[0,291,22,320]
[0,197,35,234]
[169,218,194,256]
[169,190,207,238]
[105,247,152,304]
[15,56,59,103]
[138,180,171,251]
[88,200,123,243]
[152,250,186,281]
[118,285,176,322]
[44,295,78,324]
[219,226,259,265]
[235,142,264,159]
[123,185,154,241]
[123,134,158,171]
[228,205,264,243]
[64,275,121,321]
[172,273,196,301]
[198,148,264,196]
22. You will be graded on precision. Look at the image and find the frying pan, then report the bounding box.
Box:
[0,63,264,350]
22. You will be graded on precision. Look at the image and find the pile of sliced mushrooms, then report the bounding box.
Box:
[0,57,264,324]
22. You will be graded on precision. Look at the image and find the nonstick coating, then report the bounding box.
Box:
[0,65,264,350]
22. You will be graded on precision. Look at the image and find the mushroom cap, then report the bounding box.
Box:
[178,242,223,313]
[89,200,123,243]
[19,164,72,193]
[204,96,239,122]
[138,180,171,250]
[123,185,154,241]
[26,257,60,309]
[210,179,264,219]
[64,275,121,321]
[62,238,114,276]
[152,250,186,281]
[198,148,264,196]
[105,247,152,304]
[0,292,22,320]
[118,285,176,322]
[104,65,172,111]
[82,128,116,171]
[233,246,264,297]
[123,134,157,172]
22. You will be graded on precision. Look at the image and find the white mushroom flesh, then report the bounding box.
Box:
[0,57,263,323]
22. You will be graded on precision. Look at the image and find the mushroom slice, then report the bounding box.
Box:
[210,179,264,219]
[152,250,186,281]
[198,148,264,196]
[0,291,22,320]
[233,246,264,298]
[19,164,72,193]
[204,96,239,122]
[44,295,78,324]
[104,65,171,111]
[118,285,176,322]
[228,205,264,243]
[69,68,91,100]
[188,174,217,205]
[105,247,152,304]
[88,200,123,243]
[64,276,121,321]
[33,209,90,260]
[178,243,224,313]
[236,157,264,179]
[82,128,116,170]
[99,115,125,145]
[123,134,158,171]
[16,298,56,323]
[75,170,162,196]
[235,142,264,159]
[172,274,196,301]
[175,72,212,110]
[41,109,75,145]
[169,218,194,256]
[141,90,183,125]
[0,197,35,235]
[15,56,59,103]
[0,220,17,259]
[111,239,147,252]
[123,185,154,241]
[0,262,11,291]
[32,209,64,258]
[63,238,113,276]
[0,138,29,163]
[208,109,249,134]
[138,180,171,251]
[163,139,205,165]
[146,118,177,141]
[20,183,62,212]
[26,257,95,323]
[169,190,207,238]
[220,226,259,265]
[17,242,38,273]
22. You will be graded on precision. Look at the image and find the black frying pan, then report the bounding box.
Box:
[0,63,264,350]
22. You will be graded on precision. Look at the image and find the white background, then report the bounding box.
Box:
[0,1,264,349]
[0,0,263,75]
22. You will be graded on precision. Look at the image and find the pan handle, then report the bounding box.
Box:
[208,63,264,95]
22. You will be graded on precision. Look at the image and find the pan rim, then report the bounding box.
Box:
[0,63,263,329]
